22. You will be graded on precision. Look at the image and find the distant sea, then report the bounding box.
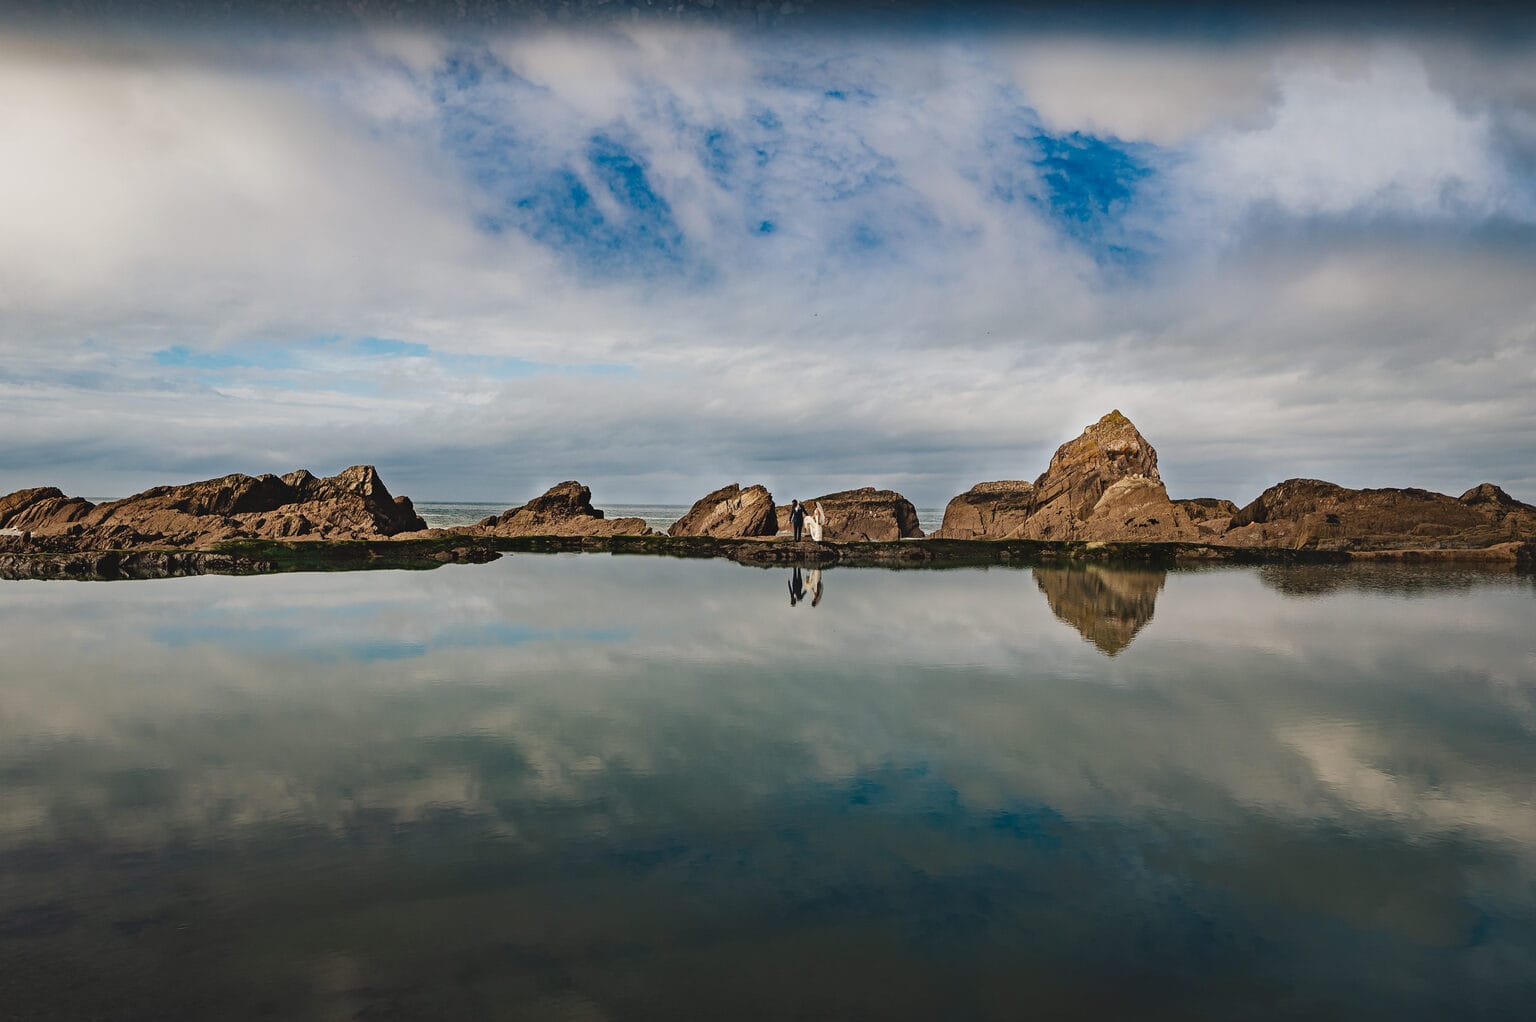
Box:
[416,502,946,534]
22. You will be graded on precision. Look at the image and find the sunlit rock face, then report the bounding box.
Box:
[669,483,778,538]
[0,465,426,548]
[1219,478,1536,551]
[775,488,924,541]
[1010,410,1198,542]
[934,481,1037,540]
[935,411,1205,543]
[1032,564,1166,655]
[1077,475,1206,543]
[469,480,651,538]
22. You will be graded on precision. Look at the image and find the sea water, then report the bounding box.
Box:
[0,558,1532,1019]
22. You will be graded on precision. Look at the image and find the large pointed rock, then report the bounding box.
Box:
[474,481,651,538]
[1009,410,1171,540]
[934,411,1203,542]
[669,483,778,538]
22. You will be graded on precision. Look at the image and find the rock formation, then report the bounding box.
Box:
[0,466,426,550]
[776,487,924,541]
[469,481,651,538]
[1008,410,1203,542]
[1218,479,1536,551]
[668,483,778,538]
[1033,565,1166,656]
[935,410,1204,542]
[935,481,1036,540]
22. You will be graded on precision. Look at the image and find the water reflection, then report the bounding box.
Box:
[0,559,1533,1019]
[1256,562,1536,597]
[788,566,825,607]
[1032,564,1165,655]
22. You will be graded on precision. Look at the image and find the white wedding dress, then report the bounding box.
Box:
[807,503,825,542]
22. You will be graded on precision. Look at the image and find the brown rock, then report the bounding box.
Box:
[1220,478,1536,551]
[0,465,427,550]
[669,483,778,538]
[0,488,96,531]
[933,481,1036,540]
[1175,497,1239,521]
[1077,475,1204,543]
[473,481,651,538]
[1010,409,1163,540]
[778,487,923,541]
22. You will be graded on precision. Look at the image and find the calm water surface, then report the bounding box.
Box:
[1,557,1533,1019]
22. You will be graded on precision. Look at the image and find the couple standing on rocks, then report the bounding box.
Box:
[788,499,826,542]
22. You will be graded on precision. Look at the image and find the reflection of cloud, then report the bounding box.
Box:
[0,557,1532,877]
[1282,722,1536,849]
[2,557,1535,1015]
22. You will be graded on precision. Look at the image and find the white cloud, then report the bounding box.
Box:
[1001,36,1281,144]
[1191,46,1508,222]
[0,26,1533,507]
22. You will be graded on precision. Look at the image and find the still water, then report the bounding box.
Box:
[1,557,1532,1019]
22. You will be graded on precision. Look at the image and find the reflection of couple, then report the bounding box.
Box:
[789,499,826,542]
[788,566,823,607]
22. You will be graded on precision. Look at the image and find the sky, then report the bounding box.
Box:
[2,1,1534,507]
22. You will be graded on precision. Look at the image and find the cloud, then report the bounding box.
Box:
[1190,46,1511,223]
[0,23,1534,506]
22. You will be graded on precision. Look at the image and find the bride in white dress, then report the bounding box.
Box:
[807,501,826,542]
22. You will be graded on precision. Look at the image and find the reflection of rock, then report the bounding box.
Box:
[1033,565,1166,656]
[669,483,778,538]
[775,487,923,541]
[1255,563,1526,597]
[470,481,651,538]
[0,466,426,549]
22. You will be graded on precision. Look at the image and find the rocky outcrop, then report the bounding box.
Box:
[1218,479,1536,551]
[0,487,95,532]
[1175,497,1239,522]
[1034,565,1166,656]
[776,487,924,541]
[935,481,1036,540]
[1076,475,1206,543]
[934,411,1205,543]
[668,483,778,538]
[0,466,426,550]
[469,481,651,538]
[1009,410,1196,541]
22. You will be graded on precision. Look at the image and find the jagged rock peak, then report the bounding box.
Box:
[1036,410,1160,490]
[1459,483,1527,508]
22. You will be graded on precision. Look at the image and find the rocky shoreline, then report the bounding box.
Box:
[2,532,1530,583]
[3,410,1534,581]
